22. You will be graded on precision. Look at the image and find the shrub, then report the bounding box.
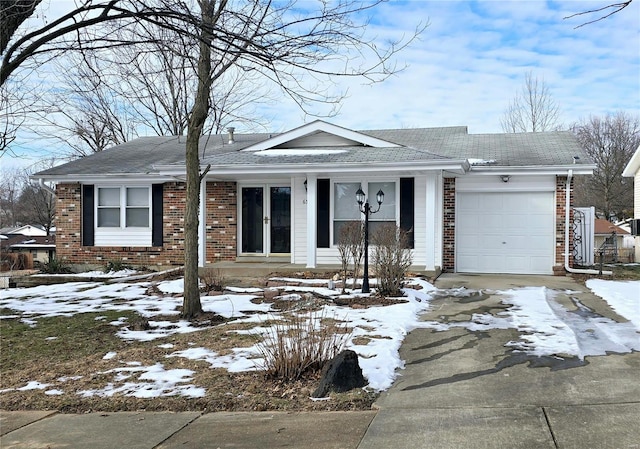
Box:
[41,258,72,274]
[199,267,226,291]
[371,224,413,297]
[336,221,364,292]
[256,310,350,381]
[104,259,129,273]
[0,252,33,271]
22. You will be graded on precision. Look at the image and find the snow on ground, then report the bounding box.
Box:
[1,275,637,399]
[586,279,640,330]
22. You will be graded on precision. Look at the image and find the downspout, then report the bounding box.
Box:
[564,170,612,275]
[39,179,56,196]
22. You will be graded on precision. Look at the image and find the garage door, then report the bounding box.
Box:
[456,192,555,274]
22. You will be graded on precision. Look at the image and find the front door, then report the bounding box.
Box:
[240,185,291,255]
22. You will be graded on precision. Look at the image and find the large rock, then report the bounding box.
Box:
[312,350,366,398]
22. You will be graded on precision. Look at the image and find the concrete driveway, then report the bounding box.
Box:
[360,274,640,449]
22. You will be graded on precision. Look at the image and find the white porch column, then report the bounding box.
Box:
[198,180,206,267]
[306,175,317,268]
[424,173,443,271]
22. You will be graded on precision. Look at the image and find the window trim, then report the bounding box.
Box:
[95,185,152,229]
[330,178,399,247]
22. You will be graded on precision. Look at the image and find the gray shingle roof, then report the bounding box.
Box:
[35,125,591,177]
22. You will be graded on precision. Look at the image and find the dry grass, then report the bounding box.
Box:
[0,308,376,413]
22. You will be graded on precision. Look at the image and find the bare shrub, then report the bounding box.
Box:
[336,221,364,292]
[256,310,350,381]
[199,267,226,291]
[371,224,413,297]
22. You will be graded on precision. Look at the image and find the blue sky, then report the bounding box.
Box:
[2,0,639,170]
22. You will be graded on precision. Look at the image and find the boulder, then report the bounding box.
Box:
[311,350,366,398]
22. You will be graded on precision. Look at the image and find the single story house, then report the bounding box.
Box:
[0,234,56,266]
[622,145,640,262]
[593,218,631,262]
[32,120,594,275]
[0,225,47,237]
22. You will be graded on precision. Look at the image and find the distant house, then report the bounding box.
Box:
[0,234,56,266]
[32,120,595,275]
[622,146,640,262]
[0,225,47,237]
[594,219,631,262]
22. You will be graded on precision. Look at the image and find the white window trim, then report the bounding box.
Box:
[330,178,400,247]
[95,185,152,230]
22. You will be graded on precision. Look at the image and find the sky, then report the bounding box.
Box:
[1,273,638,397]
[1,0,639,171]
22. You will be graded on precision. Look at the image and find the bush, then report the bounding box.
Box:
[256,310,350,381]
[104,259,129,273]
[371,224,413,297]
[336,221,364,293]
[41,258,72,274]
[199,267,226,291]
[0,252,34,271]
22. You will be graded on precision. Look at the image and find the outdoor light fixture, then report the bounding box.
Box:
[356,187,384,294]
[500,175,511,183]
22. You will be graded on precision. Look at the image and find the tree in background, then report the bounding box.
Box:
[501,71,562,133]
[572,112,640,221]
[2,0,422,319]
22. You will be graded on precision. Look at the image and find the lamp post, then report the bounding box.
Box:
[356,187,384,293]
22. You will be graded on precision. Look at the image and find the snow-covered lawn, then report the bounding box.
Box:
[1,274,638,400]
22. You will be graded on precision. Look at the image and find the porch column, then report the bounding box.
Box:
[306,175,317,268]
[424,173,443,271]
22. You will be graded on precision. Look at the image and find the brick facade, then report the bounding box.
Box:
[55,182,186,268]
[555,175,573,271]
[205,181,237,263]
[442,177,456,271]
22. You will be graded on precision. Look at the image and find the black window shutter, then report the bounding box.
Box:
[400,178,415,249]
[316,179,330,248]
[82,185,94,246]
[152,184,164,247]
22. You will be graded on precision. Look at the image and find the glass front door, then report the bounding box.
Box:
[241,185,291,255]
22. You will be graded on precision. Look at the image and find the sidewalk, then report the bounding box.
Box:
[2,274,639,448]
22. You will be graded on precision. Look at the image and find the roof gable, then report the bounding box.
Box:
[241,120,401,153]
[622,145,640,177]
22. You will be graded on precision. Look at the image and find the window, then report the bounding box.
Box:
[97,187,150,228]
[333,180,397,244]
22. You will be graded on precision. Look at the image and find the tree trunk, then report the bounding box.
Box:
[182,1,214,319]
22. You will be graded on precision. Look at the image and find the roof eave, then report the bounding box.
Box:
[468,165,596,175]
[155,160,470,177]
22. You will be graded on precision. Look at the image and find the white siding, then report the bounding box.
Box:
[293,177,308,264]
[94,228,152,247]
[412,176,427,267]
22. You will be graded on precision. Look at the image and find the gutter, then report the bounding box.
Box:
[564,169,612,276]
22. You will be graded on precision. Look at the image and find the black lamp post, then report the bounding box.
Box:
[356,187,384,293]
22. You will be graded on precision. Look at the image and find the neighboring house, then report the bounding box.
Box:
[622,146,640,263]
[0,225,47,237]
[32,120,594,275]
[0,234,56,266]
[593,219,631,262]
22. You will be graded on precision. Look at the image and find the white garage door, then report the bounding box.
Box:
[456,191,555,274]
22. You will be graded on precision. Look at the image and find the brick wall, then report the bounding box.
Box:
[555,175,574,272]
[442,177,456,271]
[205,181,237,262]
[55,182,186,268]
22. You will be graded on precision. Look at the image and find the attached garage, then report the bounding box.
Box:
[455,178,556,275]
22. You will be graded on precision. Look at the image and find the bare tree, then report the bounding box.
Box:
[2,0,423,319]
[0,166,24,227]
[572,112,640,221]
[501,71,562,133]
[0,0,43,54]
[564,1,634,28]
